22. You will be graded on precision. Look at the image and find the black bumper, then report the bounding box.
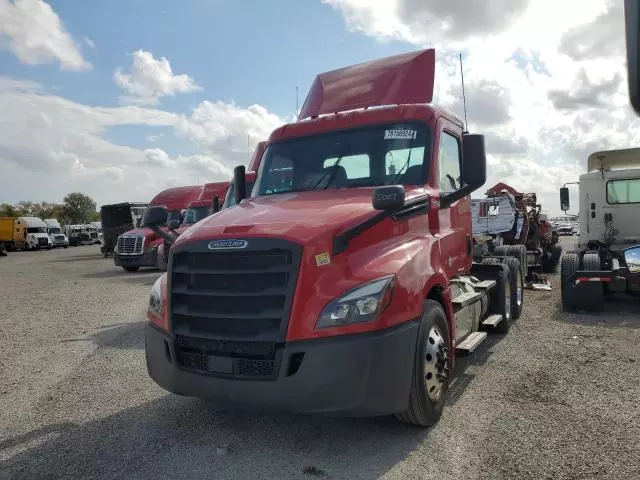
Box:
[145,321,419,416]
[113,248,156,268]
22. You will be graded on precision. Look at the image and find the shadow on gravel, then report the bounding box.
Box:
[60,322,145,350]
[551,296,640,329]
[82,269,159,280]
[0,396,429,479]
[48,254,106,263]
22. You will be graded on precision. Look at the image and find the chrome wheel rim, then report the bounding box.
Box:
[424,326,449,401]
[504,278,511,321]
[516,270,523,309]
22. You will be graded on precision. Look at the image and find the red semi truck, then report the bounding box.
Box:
[143,49,521,426]
[114,185,203,272]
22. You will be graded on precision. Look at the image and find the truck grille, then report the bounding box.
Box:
[117,235,144,255]
[55,235,66,241]
[169,238,302,379]
[38,237,48,247]
[89,232,98,239]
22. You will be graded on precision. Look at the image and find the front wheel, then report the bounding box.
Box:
[395,299,451,427]
[122,266,140,272]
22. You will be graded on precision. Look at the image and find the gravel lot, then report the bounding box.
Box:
[1,237,639,480]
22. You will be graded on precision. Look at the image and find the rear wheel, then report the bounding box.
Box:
[580,252,604,311]
[395,300,451,427]
[542,245,563,273]
[499,256,524,320]
[485,265,511,334]
[560,252,580,311]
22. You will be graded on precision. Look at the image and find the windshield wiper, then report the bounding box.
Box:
[309,142,351,190]
[388,139,415,185]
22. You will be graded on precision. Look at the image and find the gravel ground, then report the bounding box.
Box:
[1,238,639,480]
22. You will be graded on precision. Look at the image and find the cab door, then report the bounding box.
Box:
[434,119,473,340]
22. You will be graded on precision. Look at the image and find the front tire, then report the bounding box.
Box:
[122,266,140,272]
[395,300,451,427]
[499,256,524,320]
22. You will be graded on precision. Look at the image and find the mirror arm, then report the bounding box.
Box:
[440,184,474,208]
[147,225,179,245]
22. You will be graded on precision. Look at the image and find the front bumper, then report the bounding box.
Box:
[113,248,156,268]
[145,320,419,416]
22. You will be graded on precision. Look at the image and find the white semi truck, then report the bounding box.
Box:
[19,217,52,250]
[560,147,640,311]
[44,218,69,248]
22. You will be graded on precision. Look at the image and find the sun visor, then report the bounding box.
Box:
[298,48,435,120]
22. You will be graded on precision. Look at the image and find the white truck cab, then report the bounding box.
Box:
[44,218,69,248]
[19,217,52,250]
[560,147,640,311]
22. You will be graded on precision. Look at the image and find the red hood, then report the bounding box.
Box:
[176,189,381,245]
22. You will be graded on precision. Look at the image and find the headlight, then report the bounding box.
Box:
[148,275,163,318]
[315,275,395,329]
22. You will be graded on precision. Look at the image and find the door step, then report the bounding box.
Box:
[481,314,503,328]
[452,291,482,307]
[474,280,496,290]
[456,331,487,354]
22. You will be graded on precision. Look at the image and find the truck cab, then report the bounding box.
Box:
[114,185,203,272]
[43,218,69,248]
[20,217,52,250]
[143,49,515,426]
[560,147,640,310]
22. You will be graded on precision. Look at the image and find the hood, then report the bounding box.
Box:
[121,227,166,241]
[177,189,383,245]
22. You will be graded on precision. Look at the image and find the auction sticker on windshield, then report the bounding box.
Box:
[384,129,417,140]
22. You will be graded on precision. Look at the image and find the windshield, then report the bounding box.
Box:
[224,181,256,208]
[48,227,62,234]
[183,206,210,224]
[27,227,46,234]
[253,122,430,197]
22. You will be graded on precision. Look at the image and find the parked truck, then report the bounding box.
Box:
[20,217,52,250]
[156,181,230,271]
[114,185,202,272]
[472,182,561,278]
[142,49,524,427]
[0,217,26,251]
[44,218,69,248]
[560,147,640,311]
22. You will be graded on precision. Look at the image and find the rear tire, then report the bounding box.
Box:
[499,256,524,320]
[580,252,604,311]
[560,252,580,311]
[122,266,140,272]
[395,300,451,427]
[542,245,562,273]
[489,266,511,334]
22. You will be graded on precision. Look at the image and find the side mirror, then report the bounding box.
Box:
[142,206,168,227]
[167,219,180,231]
[461,133,487,189]
[212,195,220,213]
[372,185,405,210]
[625,1,640,115]
[560,187,570,212]
[234,165,247,205]
[624,245,640,273]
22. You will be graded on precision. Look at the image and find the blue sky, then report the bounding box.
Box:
[2,0,415,117]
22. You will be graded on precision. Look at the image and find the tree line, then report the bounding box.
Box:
[0,193,100,225]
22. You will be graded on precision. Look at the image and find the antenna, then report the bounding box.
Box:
[459,53,469,133]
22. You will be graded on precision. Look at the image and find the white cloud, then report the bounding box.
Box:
[322,0,640,214]
[114,50,202,105]
[0,0,90,71]
[0,77,284,206]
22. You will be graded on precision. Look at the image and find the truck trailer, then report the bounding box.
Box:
[560,147,640,311]
[0,217,26,251]
[142,49,523,426]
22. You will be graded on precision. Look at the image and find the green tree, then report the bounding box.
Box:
[0,203,19,217]
[62,192,98,224]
